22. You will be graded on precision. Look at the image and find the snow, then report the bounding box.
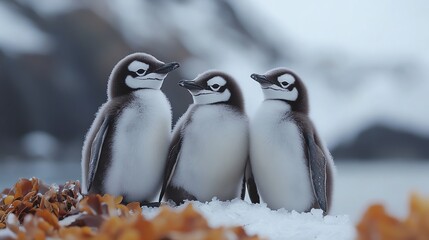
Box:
[0,228,14,239]
[143,199,354,240]
[0,199,354,239]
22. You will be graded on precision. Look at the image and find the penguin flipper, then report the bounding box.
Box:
[158,129,183,203]
[305,131,328,213]
[87,115,111,192]
[245,160,260,203]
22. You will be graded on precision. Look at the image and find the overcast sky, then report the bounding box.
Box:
[251,0,429,64]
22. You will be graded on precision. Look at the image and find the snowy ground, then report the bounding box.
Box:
[1,158,428,223]
[143,200,354,240]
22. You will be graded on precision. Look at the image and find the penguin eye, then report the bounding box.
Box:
[211,84,220,91]
[136,69,146,75]
[286,84,295,91]
[281,81,289,87]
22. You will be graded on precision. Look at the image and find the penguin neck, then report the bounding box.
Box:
[192,101,244,115]
[133,88,158,94]
[130,88,161,100]
[265,99,292,112]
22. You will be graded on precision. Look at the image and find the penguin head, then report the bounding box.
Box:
[108,53,180,98]
[251,68,309,113]
[178,70,244,111]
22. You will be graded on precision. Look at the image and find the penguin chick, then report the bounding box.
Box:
[81,52,179,203]
[159,70,249,205]
[249,68,335,214]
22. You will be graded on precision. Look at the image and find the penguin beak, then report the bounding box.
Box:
[178,80,204,90]
[154,62,180,74]
[251,73,272,84]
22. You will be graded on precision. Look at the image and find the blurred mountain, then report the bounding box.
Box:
[0,0,428,160]
[332,125,429,160]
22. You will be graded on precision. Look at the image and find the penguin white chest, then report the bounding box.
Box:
[250,101,313,211]
[105,90,171,201]
[172,105,248,201]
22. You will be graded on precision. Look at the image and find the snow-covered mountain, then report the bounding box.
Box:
[0,0,428,159]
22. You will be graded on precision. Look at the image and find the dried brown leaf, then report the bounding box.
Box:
[36,209,60,229]
[14,179,33,199]
[357,193,429,240]
[3,196,14,205]
[2,178,261,240]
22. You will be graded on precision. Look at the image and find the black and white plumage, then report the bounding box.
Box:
[81,52,179,203]
[249,68,335,214]
[159,70,249,205]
